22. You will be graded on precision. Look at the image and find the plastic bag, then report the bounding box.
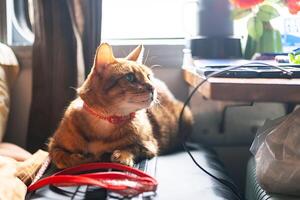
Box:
[250,108,300,196]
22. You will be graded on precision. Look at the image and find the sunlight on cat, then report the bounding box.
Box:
[48,43,193,169]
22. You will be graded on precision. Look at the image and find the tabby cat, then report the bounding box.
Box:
[48,43,193,169]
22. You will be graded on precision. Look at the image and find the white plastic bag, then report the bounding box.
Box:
[250,108,300,196]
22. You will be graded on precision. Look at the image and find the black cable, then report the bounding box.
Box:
[179,61,293,200]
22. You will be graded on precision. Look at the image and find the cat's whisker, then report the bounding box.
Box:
[144,49,150,65]
[154,101,161,107]
[152,98,163,108]
[154,103,163,109]
[70,86,78,93]
[148,55,158,65]
[155,97,166,108]
[150,64,162,69]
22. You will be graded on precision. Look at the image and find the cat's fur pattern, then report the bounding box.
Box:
[48,43,193,169]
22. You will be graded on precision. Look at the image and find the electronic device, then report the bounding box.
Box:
[194,60,300,78]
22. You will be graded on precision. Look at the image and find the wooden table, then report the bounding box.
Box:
[183,67,300,103]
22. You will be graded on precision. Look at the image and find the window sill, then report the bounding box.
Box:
[103,38,186,46]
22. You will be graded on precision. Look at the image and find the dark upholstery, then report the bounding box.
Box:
[27,144,240,199]
[245,157,300,200]
[156,145,240,200]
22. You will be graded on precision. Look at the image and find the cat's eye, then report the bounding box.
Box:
[147,74,152,80]
[125,73,136,83]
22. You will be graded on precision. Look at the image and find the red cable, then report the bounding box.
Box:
[28,162,157,196]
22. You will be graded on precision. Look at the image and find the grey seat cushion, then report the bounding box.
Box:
[156,145,240,200]
[245,157,300,200]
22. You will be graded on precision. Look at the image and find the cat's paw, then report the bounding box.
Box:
[143,141,158,158]
[55,161,68,169]
[55,153,92,169]
[111,150,134,166]
[70,153,86,161]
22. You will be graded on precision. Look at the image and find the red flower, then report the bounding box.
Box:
[286,0,300,14]
[230,0,264,9]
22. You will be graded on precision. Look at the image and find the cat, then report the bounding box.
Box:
[48,43,193,169]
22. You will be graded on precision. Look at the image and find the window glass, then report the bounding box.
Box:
[101,0,197,40]
[235,7,300,51]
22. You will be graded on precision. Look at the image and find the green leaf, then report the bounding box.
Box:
[247,17,263,40]
[231,8,252,20]
[289,54,300,64]
[257,4,280,21]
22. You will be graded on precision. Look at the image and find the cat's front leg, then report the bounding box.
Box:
[110,144,158,166]
[142,140,158,158]
[50,147,95,169]
[111,150,134,166]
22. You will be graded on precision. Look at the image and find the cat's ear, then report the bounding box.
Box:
[126,45,144,64]
[94,43,116,70]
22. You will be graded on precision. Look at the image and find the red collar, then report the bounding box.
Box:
[83,103,135,124]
